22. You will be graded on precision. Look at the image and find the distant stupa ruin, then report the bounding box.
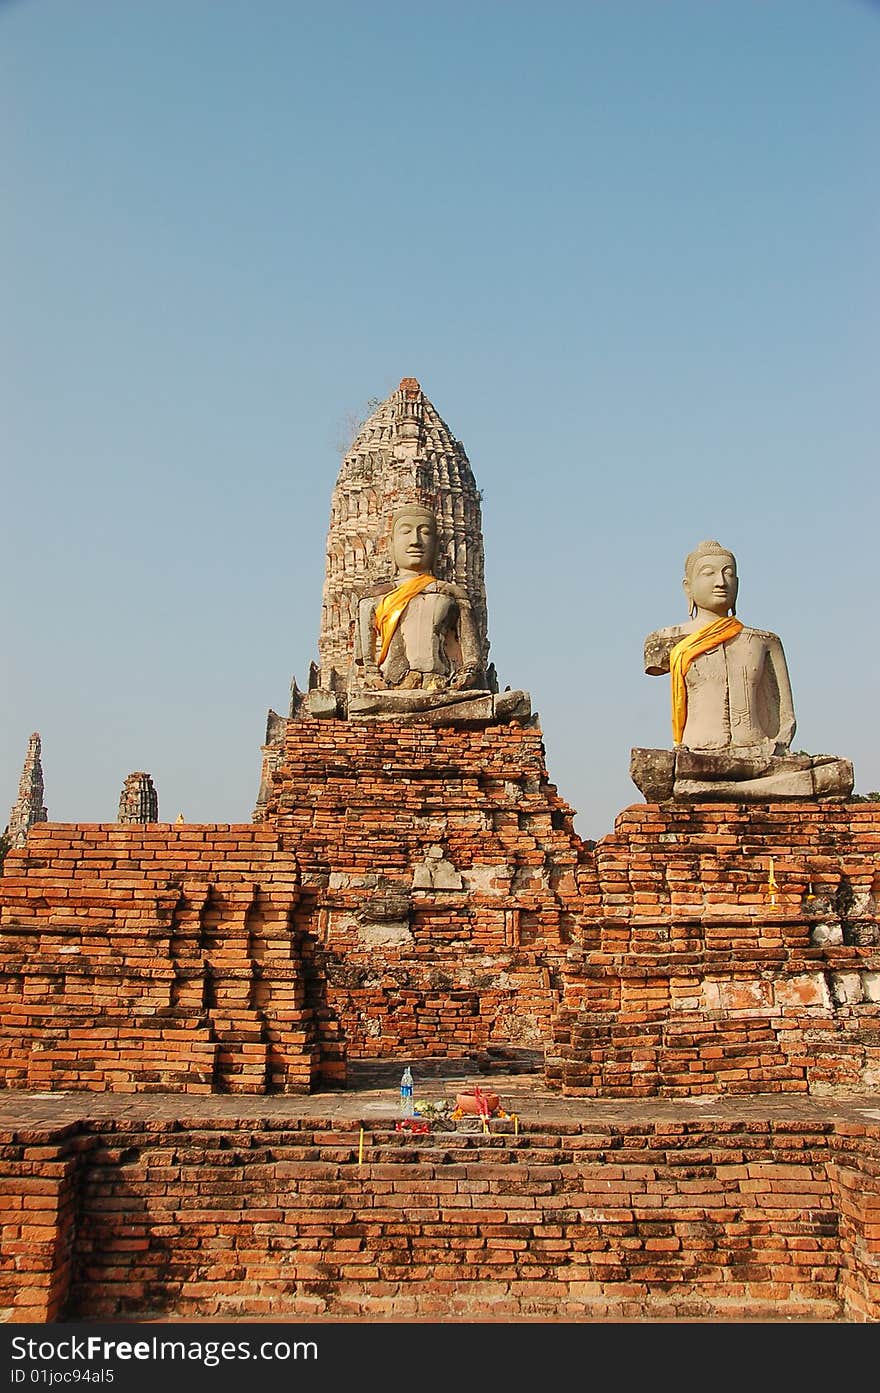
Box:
[7,732,48,848]
[117,771,159,824]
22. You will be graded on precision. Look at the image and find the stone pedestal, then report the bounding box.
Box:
[347,686,531,724]
[630,745,854,801]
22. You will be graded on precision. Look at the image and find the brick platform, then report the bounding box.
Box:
[550,802,880,1097]
[1,1082,878,1323]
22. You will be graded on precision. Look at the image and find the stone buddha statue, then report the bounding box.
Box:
[355,503,482,693]
[347,503,529,723]
[630,540,853,801]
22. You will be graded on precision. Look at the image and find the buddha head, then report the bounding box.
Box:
[683,540,738,619]
[390,504,438,575]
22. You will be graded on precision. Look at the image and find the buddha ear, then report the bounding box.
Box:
[682,577,696,620]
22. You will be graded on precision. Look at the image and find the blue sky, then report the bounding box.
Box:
[2,0,878,840]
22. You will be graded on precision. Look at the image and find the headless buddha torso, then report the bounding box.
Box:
[379,583,466,688]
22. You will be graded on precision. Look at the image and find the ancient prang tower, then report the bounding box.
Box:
[117,771,159,824]
[317,377,490,695]
[6,732,48,848]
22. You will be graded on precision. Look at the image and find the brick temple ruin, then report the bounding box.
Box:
[1,379,878,1323]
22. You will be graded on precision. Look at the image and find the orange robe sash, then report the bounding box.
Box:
[669,617,743,744]
[374,573,437,666]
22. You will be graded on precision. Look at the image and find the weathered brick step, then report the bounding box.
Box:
[71,1124,846,1174]
[7,1108,876,1324]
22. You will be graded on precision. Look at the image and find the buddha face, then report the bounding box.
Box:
[684,549,738,618]
[391,509,437,574]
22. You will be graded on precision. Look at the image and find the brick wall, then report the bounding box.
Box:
[2,1115,878,1323]
[1,723,878,1099]
[549,802,880,1096]
[0,825,326,1093]
[0,1125,78,1322]
[259,717,583,1062]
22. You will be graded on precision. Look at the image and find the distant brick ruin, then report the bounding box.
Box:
[117,770,159,824]
[6,732,47,849]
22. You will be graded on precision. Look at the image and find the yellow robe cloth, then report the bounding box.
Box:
[669,617,743,744]
[374,573,438,666]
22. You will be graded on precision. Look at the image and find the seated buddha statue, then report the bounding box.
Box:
[356,503,482,692]
[630,540,853,801]
[348,503,529,723]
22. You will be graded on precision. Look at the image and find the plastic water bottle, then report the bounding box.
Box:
[400,1067,414,1117]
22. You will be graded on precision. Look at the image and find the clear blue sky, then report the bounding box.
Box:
[2,0,878,841]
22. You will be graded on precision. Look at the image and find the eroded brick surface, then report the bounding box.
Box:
[1,1107,878,1323]
[550,802,880,1097]
[261,717,582,1065]
[2,727,879,1099]
[0,825,323,1094]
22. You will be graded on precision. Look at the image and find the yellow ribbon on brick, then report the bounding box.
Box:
[374,573,437,666]
[669,617,743,745]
